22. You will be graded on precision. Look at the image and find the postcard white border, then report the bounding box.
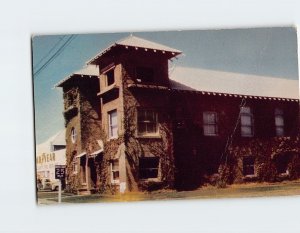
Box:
[1,0,300,232]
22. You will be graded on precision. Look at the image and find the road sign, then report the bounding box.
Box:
[55,165,66,179]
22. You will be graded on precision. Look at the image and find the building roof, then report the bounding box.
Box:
[87,35,182,64]
[36,130,66,155]
[169,66,299,100]
[51,130,66,146]
[55,65,99,88]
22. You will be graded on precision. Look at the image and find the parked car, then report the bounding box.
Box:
[37,178,59,191]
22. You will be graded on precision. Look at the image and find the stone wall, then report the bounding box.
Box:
[62,78,102,193]
[122,59,175,191]
[62,86,82,193]
[228,137,300,183]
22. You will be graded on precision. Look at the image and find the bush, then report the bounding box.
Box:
[138,181,165,192]
[288,155,300,180]
[217,165,230,188]
[257,162,277,182]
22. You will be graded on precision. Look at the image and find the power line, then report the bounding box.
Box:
[33,35,66,70]
[34,35,75,77]
[219,98,246,165]
[34,35,77,78]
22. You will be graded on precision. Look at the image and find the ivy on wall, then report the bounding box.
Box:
[224,136,300,184]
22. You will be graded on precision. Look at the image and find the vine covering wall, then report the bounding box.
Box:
[122,64,175,191]
[225,136,300,184]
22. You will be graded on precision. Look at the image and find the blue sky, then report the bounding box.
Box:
[32,27,298,144]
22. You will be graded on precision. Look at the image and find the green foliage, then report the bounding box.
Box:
[216,164,230,188]
[256,162,277,182]
[122,66,175,191]
[228,137,300,184]
[288,155,300,179]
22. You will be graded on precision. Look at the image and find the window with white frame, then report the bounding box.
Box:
[108,109,118,139]
[243,156,255,176]
[275,108,284,136]
[71,127,77,143]
[203,112,218,136]
[139,157,159,179]
[240,106,254,137]
[72,158,78,174]
[110,160,120,184]
[137,109,158,136]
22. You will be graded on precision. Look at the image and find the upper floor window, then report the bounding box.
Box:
[136,66,154,83]
[110,159,120,184]
[240,106,254,137]
[108,109,118,139]
[137,109,158,136]
[275,108,284,136]
[71,127,77,143]
[203,112,218,136]
[105,69,115,86]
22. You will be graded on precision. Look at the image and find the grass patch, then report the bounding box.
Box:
[39,180,300,204]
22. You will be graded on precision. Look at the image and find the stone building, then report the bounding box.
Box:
[56,35,300,194]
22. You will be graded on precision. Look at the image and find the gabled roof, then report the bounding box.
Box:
[117,35,181,53]
[36,130,66,155]
[55,65,99,88]
[87,35,182,64]
[170,66,299,100]
[51,130,66,146]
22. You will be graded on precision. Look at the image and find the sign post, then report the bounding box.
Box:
[55,165,66,204]
[58,179,62,203]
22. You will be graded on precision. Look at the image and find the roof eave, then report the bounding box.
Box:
[87,44,182,65]
[170,88,299,101]
[87,43,117,65]
[54,73,98,88]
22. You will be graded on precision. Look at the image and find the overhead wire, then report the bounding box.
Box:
[219,97,247,166]
[33,35,77,78]
[33,35,66,70]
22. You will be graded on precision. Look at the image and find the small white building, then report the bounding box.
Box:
[36,130,66,181]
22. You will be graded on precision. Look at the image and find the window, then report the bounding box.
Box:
[240,106,254,137]
[203,112,218,136]
[276,154,289,174]
[110,160,120,184]
[72,158,78,174]
[139,157,159,179]
[275,108,284,136]
[105,69,115,86]
[137,109,158,136]
[79,156,87,184]
[136,67,154,83]
[52,145,65,151]
[243,156,255,176]
[71,127,77,143]
[108,110,118,139]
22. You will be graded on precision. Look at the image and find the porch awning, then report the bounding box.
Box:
[90,148,104,158]
[76,152,86,158]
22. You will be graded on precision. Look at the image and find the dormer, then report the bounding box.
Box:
[87,35,182,92]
